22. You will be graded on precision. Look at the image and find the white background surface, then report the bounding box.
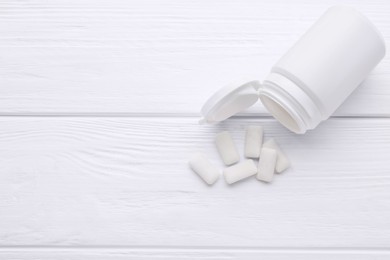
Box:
[0,0,389,259]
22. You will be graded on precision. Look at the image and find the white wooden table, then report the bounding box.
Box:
[0,0,389,259]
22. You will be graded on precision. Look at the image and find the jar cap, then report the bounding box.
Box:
[199,79,261,124]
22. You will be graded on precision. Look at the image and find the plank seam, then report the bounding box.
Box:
[0,246,390,254]
[0,114,389,118]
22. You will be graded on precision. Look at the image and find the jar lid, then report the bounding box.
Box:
[199,79,261,124]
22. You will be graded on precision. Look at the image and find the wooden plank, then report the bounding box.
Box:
[0,117,389,248]
[1,247,390,260]
[0,0,389,115]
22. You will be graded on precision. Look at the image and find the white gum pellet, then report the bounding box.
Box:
[263,139,291,173]
[224,159,257,184]
[257,148,277,183]
[244,126,263,158]
[215,131,240,166]
[189,153,220,185]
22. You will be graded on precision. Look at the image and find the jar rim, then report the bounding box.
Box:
[259,92,306,134]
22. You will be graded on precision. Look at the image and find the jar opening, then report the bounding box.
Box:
[260,95,303,133]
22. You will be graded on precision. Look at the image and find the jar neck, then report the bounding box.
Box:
[259,72,323,134]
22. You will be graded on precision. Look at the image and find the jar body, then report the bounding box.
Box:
[259,6,386,134]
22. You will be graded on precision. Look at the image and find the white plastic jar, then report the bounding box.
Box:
[200,6,386,134]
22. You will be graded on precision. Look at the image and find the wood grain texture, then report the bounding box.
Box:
[1,247,390,260]
[0,117,389,249]
[0,0,389,115]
